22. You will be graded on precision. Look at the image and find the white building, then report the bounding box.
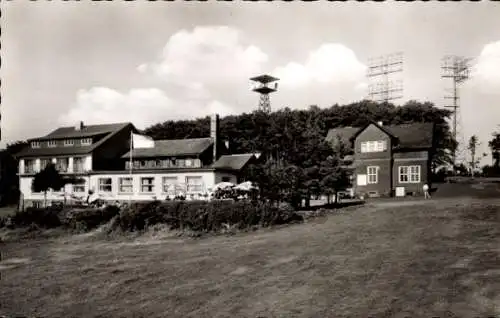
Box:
[16,115,258,207]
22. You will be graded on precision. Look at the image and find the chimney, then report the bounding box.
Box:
[75,121,84,131]
[377,121,383,126]
[210,114,220,162]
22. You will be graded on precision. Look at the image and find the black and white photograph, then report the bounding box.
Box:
[1,1,500,317]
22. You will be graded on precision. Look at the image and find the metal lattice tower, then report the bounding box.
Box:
[441,55,472,171]
[250,74,279,114]
[367,52,404,103]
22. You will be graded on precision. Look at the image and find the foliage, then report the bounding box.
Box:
[116,200,303,233]
[481,165,500,178]
[0,141,29,206]
[489,130,500,168]
[8,206,63,229]
[4,205,121,231]
[144,100,454,179]
[64,205,121,231]
[467,135,487,177]
[31,163,85,206]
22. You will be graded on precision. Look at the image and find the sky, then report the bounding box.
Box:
[1,1,500,165]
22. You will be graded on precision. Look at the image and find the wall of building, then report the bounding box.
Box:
[20,170,238,205]
[214,172,237,184]
[92,124,134,170]
[392,158,429,195]
[354,124,392,161]
[353,124,393,197]
[354,159,392,197]
[19,155,93,175]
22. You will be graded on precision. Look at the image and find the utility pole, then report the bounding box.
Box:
[367,52,404,103]
[441,55,472,174]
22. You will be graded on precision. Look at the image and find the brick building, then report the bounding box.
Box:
[326,121,435,198]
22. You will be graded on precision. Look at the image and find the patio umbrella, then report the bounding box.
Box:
[234,181,257,191]
[213,182,235,191]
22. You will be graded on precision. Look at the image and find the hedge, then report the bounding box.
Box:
[3,205,120,231]
[117,200,303,232]
[1,200,304,234]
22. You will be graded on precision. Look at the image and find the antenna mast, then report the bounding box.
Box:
[367,52,404,103]
[250,74,279,114]
[441,55,472,172]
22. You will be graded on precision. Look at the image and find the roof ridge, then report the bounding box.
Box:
[57,122,131,129]
[155,137,213,142]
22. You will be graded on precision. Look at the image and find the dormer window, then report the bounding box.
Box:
[64,139,74,147]
[31,141,40,148]
[81,138,92,146]
[361,141,386,153]
[48,140,57,148]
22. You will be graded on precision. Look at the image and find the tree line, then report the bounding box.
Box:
[4,99,500,208]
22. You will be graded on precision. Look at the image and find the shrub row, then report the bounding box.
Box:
[116,200,303,232]
[1,200,304,234]
[2,205,120,231]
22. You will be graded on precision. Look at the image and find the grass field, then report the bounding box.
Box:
[1,197,500,317]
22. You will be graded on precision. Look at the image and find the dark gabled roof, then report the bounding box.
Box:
[122,138,213,159]
[211,154,256,171]
[325,126,359,146]
[385,123,434,149]
[32,123,131,141]
[326,122,434,149]
[16,123,132,158]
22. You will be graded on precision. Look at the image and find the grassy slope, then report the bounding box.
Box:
[1,198,500,318]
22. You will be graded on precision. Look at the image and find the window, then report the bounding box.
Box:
[64,139,74,147]
[24,159,36,174]
[360,141,386,153]
[32,201,43,208]
[73,184,85,193]
[48,140,57,148]
[162,177,178,194]
[186,176,203,193]
[141,177,155,193]
[73,157,85,173]
[399,165,421,183]
[55,158,69,173]
[81,138,92,145]
[40,158,52,170]
[119,177,133,193]
[177,159,185,167]
[222,176,231,182]
[367,166,378,184]
[98,178,112,192]
[192,159,201,168]
[185,159,192,167]
[31,141,40,148]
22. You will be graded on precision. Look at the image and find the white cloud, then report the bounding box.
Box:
[60,30,371,129]
[274,43,367,88]
[472,40,500,91]
[58,87,232,129]
[146,26,268,86]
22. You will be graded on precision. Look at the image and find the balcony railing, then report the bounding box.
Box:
[126,158,202,170]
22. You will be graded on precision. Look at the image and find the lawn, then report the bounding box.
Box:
[1,197,500,317]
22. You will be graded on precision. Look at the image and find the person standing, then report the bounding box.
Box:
[423,183,431,199]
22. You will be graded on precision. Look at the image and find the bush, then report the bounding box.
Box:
[64,205,121,231]
[117,200,304,233]
[9,206,63,229]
